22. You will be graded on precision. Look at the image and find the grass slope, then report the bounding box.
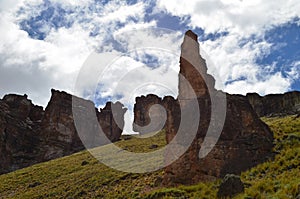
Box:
[0,116,299,198]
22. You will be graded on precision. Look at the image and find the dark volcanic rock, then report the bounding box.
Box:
[217,174,244,198]
[247,91,300,117]
[0,89,126,174]
[133,30,274,185]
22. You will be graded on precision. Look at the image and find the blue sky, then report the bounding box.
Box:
[0,0,299,109]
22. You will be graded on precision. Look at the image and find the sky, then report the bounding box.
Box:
[0,0,299,132]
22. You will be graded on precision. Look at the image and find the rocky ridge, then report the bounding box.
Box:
[247,91,300,117]
[0,89,126,174]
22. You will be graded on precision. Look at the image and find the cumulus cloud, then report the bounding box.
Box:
[156,0,300,95]
[288,61,300,80]
[1,0,299,129]
[224,72,291,95]
[200,32,273,92]
[70,28,183,134]
[0,0,160,107]
[67,27,183,107]
[156,0,300,35]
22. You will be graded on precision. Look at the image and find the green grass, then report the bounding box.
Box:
[0,116,299,198]
[0,131,167,199]
[236,115,300,199]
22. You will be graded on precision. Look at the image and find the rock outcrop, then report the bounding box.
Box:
[246,91,300,117]
[133,94,179,136]
[0,94,44,174]
[0,89,126,174]
[98,101,127,142]
[133,30,274,185]
[40,90,85,160]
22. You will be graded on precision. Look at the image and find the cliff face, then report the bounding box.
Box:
[247,92,300,117]
[133,30,274,185]
[40,90,85,160]
[0,94,43,174]
[0,89,126,174]
[98,101,127,143]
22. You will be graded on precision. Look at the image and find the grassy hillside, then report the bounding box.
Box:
[0,116,299,198]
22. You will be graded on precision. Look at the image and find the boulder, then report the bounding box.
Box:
[217,174,244,198]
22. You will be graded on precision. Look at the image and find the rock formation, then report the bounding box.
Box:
[0,89,126,174]
[98,101,127,142]
[1,29,298,179]
[40,89,85,160]
[133,94,178,136]
[133,30,274,185]
[0,94,44,174]
[247,91,300,117]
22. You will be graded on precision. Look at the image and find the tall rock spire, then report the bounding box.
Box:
[178,30,215,99]
[133,30,273,186]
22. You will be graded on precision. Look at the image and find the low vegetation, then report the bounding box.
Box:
[237,115,300,198]
[0,116,299,198]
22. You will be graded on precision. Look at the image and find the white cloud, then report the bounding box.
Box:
[224,72,291,95]
[287,61,300,80]
[200,32,271,87]
[1,0,299,114]
[156,0,300,35]
[98,2,146,24]
[78,28,184,105]
[0,0,157,107]
[72,28,184,134]
[0,0,43,13]
[156,0,300,95]
[49,0,93,7]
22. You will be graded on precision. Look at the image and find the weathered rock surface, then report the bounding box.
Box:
[40,89,85,160]
[98,101,127,143]
[217,174,244,198]
[133,94,178,136]
[247,91,300,117]
[133,30,274,185]
[0,89,126,174]
[0,94,43,174]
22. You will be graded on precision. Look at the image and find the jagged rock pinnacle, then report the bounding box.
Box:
[179,30,215,99]
[133,31,274,186]
[185,30,198,42]
[185,30,198,41]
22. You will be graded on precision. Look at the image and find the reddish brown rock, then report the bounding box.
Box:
[40,89,85,160]
[98,101,127,142]
[133,30,274,185]
[0,89,126,174]
[0,94,43,174]
[41,89,127,160]
[247,91,300,117]
[133,94,173,136]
